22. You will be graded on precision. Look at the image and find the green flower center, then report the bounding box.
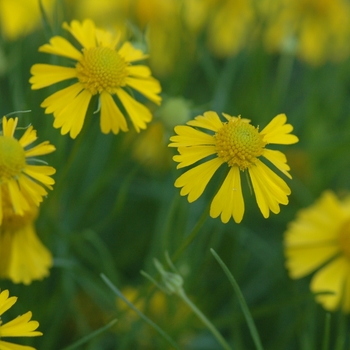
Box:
[0,136,26,183]
[215,118,266,170]
[76,47,128,95]
[338,220,350,259]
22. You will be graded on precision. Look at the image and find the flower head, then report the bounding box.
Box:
[284,191,350,312]
[30,19,162,139]
[169,112,298,223]
[0,116,55,224]
[0,190,52,285]
[0,289,42,350]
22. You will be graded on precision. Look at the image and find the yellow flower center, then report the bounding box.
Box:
[0,136,26,183]
[76,47,128,95]
[338,220,350,259]
[215,118,266,170]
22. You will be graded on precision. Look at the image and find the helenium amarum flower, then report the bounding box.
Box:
[0,116,56,224]
[169,111,298,223]
[0,191,52,285]
[284,191,350,312]
[30,19,162,139]
[0,289,42,350]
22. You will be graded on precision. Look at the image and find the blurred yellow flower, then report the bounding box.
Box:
[0,116,55,224]
[30,19,161,139]
[0,0,54,40]
[169,112,298,223]
[0,289,42,350]
[0,191,52,285]
[285,191,350,312]
[206,0,255,57]
[261,0,350,65]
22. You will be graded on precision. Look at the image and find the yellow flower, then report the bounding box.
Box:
[284,191,350,312]
[0,190,52,285]
[0,289,42,350]
[0,116,55,224]
[261,0,350,65]
[0,0,54,41]
[30,19,162,139]
[169,112,298,223]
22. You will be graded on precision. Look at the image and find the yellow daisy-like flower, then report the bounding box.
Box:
[284,191,350,312]
[169,112,298,223]
[30,19,162,139]
[0,289,42,350]
[0,116,55,224]
[0,190,52,285]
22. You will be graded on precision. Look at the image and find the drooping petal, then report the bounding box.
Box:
[262,149,292,179]
[260,113,299,145]
[41,83,85,115]
[116,88,152,132]
[52,89,92,139]
[173,145,217,169]
[210,167,244,223]
[30,64,77,89]
[285,243,339,279]
[175,157,224,202]
[100,92,128,134]
[311,256,350,311]
[18,175,48,205]
[248,159,290,218]
[7,181,29,215]
[38,36,82,60]
[125,76,162,105]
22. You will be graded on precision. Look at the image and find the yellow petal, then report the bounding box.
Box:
[100,92,128,134]
[52,89,92,139]
[118,42,148,62]
[0,290,17,316]
[2,117,18,137]
[173,145,217,169]
[262,149,292,179]
[18,175,48,205]
[22,165,55,187]
[125,76,161,105]
[41,83,85,115]
[24,141,56,158]
[62,19,97,49]
[0,340,37,350]
[260,113,299,145]
[30,64,77,89]
[127,65,152,78]
[175,157,224,202]
[0,311,42,336]
[210,167,244,223]
[248,160,290,218]
[116,88,152,132]
[169,126,215,147]
[7,180,29,215]
[18,126,37,148]
[38,36,82,60]
[311,256,350,311]
[186,111,223,132]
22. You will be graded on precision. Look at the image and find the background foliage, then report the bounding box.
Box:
[1,0,350,349]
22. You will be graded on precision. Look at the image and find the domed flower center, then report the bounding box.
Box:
[338,219,350,259]
[215,118,266,170]
[76,47,128,95]
[0,136,26,183]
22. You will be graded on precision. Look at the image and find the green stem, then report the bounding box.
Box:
[171,202,210,263]
[178,290,232,350]
[211,249,264,350]
[101,274,181,350]
[322,313,331,350]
